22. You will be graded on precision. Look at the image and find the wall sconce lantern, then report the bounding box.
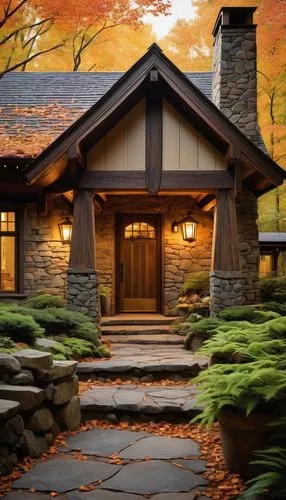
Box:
[58,218,72,243]
[179,215,198,242]
[172,221,179,233]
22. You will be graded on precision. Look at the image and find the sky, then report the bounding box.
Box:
[143,0,197,38]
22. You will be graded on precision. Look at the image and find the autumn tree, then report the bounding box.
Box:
[0,0,64,76]
[49,0,170,71]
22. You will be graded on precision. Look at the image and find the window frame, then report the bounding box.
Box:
[0,204,24,295]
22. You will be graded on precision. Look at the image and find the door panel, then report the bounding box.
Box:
[117,215,161,313]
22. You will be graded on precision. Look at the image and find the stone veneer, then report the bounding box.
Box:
[95,195,213,315]
[212,25,258,144]
[210,271,243,313]
[66,269,100,320]
[236,188,260,304]
[24,196,71,297]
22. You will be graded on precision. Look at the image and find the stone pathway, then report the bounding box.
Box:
[78,345,208,380]
[5,428,208,499]
[81,384,201,421]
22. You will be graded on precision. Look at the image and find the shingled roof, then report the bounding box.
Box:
[0,71,215,158]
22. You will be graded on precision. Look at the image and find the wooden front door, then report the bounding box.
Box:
[117,214,161,313]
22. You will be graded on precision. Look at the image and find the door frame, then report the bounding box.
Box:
[115,213,163,314]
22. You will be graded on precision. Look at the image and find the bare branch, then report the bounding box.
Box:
[0,42,64,77]
[0,0,28,29]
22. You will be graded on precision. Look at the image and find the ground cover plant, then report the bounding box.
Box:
[177,271,210,315]
[0,294,110,359]
[190,299,286,497]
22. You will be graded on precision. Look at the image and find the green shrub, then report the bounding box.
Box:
[184,317,224,350]
[0,311,44,344]
[25,294,64,309]
[260,276,286,303]
[218,305,280,324]
[96,344,111,358]
[262,301,286,316]
[0,336,16,350]
[182,271,210,295]
[59,338,96,359]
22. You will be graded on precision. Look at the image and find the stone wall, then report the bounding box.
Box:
[236,188,260,304]
[95,195,213,315]
[24,196,71,298]
[210,271,243,313]
[212,25,258,144]
[0,350,81,475]
[66,269,100,320]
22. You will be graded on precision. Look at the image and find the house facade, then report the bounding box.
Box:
[0,7,284,319]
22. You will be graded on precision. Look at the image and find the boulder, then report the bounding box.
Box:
[21,430,49,457]
[10,370,34,386]
[0,415,24,445]
[26,408,54,433]
[0,385,45,411]
[0,354,21,375]
[35,360,78,383]
[0,399,20,421]
[13,349,53,370]
[53,396,81,430]
[53,376,79,405]
[46,421,60,444]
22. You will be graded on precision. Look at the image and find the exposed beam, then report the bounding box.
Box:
[145,84,162,194]
[79,170,234,191]
[200,194,216,212]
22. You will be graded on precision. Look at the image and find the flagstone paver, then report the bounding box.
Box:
[80,384,200,418]
[118,435,200,459]
[12,458,121,492]
[66,429,150,456]
[7,428,208,499]
[101,460,207,494]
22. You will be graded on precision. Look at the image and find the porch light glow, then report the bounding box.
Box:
[172,221,179,233]
[179,215,198,242]
[58,218,72,243]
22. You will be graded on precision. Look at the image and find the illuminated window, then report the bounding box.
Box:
[125,222,156,240]
[0,211,16,292]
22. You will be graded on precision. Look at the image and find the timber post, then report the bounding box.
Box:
[210,188,243,313]
[66,189,100,320]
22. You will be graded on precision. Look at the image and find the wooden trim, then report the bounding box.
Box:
[200,194,216,212]
[79,170,234,191]
[0,203,24,295]
[145,84,162,194]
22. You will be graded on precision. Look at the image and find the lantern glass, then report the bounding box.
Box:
[172,221,179,233]
[58,218,72,243]
[180,218,197,242]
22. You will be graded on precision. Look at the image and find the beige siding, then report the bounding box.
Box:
[162,101,226,171]
[87,100,145,171]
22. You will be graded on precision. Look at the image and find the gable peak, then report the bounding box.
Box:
[147,43,163,54]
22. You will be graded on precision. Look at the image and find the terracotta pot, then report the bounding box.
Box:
[218,408,273,479]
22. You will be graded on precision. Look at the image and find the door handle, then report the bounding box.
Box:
[120,263,124,283]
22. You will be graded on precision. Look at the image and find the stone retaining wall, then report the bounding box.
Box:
[0,350,81,475]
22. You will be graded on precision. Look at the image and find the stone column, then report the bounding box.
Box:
[210,189,243,313]
[66,189,100,320]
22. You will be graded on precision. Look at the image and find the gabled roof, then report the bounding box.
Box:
[21,43,284,195]
[0,70,213,158]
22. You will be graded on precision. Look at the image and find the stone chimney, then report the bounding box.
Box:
[212,7,258,144]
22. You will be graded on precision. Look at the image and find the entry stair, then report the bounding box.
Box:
[78,314,208,421]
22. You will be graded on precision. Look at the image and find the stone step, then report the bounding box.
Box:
[101,324,171,335]
[105,334,183,345]
[80,384,203,422]
[101,314,178,326]
[77,351,208,381]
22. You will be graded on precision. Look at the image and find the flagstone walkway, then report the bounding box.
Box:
[4,428,209,499]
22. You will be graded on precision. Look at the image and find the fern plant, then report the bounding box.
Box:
[193,360,286,427]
